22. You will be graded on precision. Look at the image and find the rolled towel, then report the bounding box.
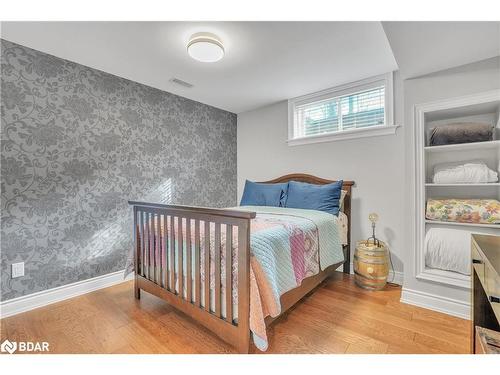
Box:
[433,160,498,184]
[429,123,493,146]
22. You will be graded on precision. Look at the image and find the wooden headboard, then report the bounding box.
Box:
[260,173,354,274]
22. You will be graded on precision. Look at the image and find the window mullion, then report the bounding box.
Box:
[338,99,343,132]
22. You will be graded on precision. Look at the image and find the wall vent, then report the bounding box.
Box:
[170,78,193,88]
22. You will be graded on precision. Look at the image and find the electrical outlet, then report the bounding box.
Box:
[11,262,24,278]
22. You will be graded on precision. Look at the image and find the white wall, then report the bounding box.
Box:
[403,57,500,316]
[237,72,406,273]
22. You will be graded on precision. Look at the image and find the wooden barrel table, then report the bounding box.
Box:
[354,240,389,291]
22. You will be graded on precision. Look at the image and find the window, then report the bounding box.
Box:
[288,73,397,145]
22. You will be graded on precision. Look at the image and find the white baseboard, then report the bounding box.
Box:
[387,269,404,286]
[337,262,404,286]
[0,270,134,319]
[400,287,470,320]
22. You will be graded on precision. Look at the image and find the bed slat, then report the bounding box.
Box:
[186,218,192,303]
[169,215,175,292]
[162,215,168,289]
[225,224,233,324]
[156,214,162,285]
[204,221,210,312]
[147,212,152,280]
[237,222,250,344]
[152,214,157,284]
[178,217,184,298]
[139,211,145,277]
[195,220,201,307]
[214,223,221,317]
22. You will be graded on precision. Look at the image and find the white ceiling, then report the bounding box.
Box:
[1,22,499,113]
[1,22,397,113]
[382,21,500,79]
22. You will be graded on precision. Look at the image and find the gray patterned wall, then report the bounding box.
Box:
[1,39,237,301]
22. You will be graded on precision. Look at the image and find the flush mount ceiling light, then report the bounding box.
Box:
[187,32,224,63]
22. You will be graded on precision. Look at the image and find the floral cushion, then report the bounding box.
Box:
[426,198,500,224]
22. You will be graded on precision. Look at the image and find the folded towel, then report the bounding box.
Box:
[433,160,498,184]
[429,122,493,146]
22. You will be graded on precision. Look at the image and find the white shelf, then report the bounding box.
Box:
[425,220,500,229]
[425,183,500,187]
[424,140,500,153]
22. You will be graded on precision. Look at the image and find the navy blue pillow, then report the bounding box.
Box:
[285,180,343,216]
[240,180,288,207]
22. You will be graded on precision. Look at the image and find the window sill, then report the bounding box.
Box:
[287,124,400,146]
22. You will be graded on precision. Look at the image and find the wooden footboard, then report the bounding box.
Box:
[129,201,256,353]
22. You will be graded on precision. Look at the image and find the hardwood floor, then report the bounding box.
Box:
[0,273,471,354]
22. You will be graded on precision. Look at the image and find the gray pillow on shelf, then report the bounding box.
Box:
[429,122,493,146]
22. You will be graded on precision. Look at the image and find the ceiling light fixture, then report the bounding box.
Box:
[187,32,224,63]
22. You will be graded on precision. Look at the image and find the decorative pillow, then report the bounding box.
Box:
[240,180,288,207]
[426,198,500,224]
[285,180,343,216]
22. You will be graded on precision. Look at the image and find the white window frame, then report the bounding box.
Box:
[287,72,398,146]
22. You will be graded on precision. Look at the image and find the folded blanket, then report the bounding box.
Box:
[425,227,471,275]
[426,198,500,224]
[433,160,498,184]
[429,123,493,146]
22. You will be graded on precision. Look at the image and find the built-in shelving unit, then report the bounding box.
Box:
[414,90,500,289]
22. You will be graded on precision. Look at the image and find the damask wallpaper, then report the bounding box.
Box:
[0,39,237,301]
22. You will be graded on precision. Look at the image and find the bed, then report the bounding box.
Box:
[128,174,354,353]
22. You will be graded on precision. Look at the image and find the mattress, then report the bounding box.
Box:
[425,227,471,275]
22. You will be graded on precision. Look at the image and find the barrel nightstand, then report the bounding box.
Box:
[353,240,390,291]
